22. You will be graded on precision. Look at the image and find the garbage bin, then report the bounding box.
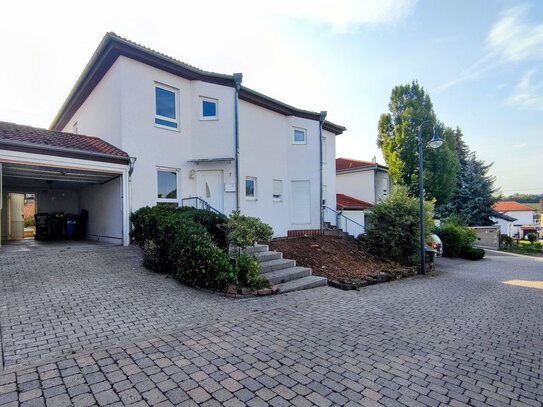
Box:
[51,212,66,239]
[34,213,50,240]
[66,214,78,239]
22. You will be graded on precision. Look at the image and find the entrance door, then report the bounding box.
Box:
[197,171,223,212]
[9,193,25,240]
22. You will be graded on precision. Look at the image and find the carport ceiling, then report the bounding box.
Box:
[2,162,120,187]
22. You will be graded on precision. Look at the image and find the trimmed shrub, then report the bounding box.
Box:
[226,210,273,250]
[438,223,476,258]
[500,234,513,249]
[362,186,434,266]
[462,247,485,260]
[177,207,228,250]
[235,253,270,289]
[130,206,234,289]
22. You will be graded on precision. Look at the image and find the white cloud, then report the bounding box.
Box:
[436,5,543,92]
[507,69,543,111]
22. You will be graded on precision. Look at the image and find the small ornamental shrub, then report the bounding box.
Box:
[235,253,270,289]
[438,223,476,258]
[462,247,485,260]
[226,211,273,250]
[500,234,513,249]
[527,233,539,245]
[362,186,434,266]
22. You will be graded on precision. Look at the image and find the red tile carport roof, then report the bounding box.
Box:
[0,121,129,162]
[337,194,374,211]
[493,201,535,212]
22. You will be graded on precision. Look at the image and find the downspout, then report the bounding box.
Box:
[319,111,327,234]
[233,73,243,211]
[128,157,137,242]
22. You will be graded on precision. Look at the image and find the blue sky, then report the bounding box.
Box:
[1,0,542,194]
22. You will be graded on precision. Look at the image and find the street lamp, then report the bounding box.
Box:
[418,120,443,275]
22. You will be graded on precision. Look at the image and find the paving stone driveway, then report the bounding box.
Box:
[1,246,543,406]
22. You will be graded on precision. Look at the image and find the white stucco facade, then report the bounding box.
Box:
[492,210,535,238]
[336,167,391,205]
[60,55,340,237]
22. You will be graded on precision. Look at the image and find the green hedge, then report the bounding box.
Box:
[130,206,272,290]
[437,222,484,260]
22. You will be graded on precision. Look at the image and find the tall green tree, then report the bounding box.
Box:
[377,81,460,208]
[440,128,497,225]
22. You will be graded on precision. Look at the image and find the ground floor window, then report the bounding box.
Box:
[245,177,257,200]
[157,168,179,206]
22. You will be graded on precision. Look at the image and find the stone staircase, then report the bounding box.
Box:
[245,244,327,293]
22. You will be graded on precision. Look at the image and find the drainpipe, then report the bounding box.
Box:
[319,111,327,234]
[128,157,137,242]
[233,73,243,211]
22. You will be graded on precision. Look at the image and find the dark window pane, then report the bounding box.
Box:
[156,87,176,119]
[202,100,217,117]
[245,179,255,197]
[157,171,177,199]
[155,118,178,128]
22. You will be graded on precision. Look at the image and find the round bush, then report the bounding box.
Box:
[462,247,485,260]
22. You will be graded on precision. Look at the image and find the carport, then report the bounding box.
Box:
[0,121,130,249]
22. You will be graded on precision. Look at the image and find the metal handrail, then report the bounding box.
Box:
[323,206,365,238]
[181,197,224,217]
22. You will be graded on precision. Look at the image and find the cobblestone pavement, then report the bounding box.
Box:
[1,247,543,406]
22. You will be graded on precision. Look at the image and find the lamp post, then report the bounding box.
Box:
[418,120,443,275]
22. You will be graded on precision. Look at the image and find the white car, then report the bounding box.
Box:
[429,234,443,257]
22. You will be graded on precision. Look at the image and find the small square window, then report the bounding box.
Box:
[201,97,218,120]
[273,179,283,202]
[155,84,179,130]
[293,128,306,144]
[157,169,178,204]
[245,177,257,200]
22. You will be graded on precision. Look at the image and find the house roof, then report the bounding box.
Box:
[492,212,517,222]
[336,194,374,211]
[0,121,129,164]
[50,32,346,135]
[336,157,388,172]
[493,201,536,212]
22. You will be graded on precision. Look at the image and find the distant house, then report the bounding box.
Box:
[336,157,392,205]
[491,201,537,238]
[334,193,373,237]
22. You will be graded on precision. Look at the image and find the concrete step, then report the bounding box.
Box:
[255,251,282,263]
[277,276,328,293]
[259,258,296,274]
[265,266,311,285]
[244,244,269,254]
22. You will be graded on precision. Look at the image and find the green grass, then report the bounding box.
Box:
[503,242,542,256]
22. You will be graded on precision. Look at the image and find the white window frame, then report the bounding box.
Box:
[200,96,219,120]
[154,82,179,131]
[292,127,307,145]
[272,179,283,202]
[245,176,257,201]
[156,167,180,205]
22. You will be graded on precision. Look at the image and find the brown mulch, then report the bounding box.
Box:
[269,235,408,281]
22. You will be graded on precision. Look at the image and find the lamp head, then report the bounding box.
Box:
[427,126,443,149]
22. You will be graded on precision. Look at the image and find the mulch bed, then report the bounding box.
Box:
[270,235,415,289]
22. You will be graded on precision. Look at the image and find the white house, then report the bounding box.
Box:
[0,33,344,247]
[491,201,536,238]
[336,157,392,205]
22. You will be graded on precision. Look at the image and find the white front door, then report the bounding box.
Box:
[9,193,25,240]
[197,171,223,212]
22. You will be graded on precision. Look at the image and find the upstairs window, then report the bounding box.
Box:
[155,84,178,129]
[157,169,178,205]
[293,127,307,144]
[201,97,218,120]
